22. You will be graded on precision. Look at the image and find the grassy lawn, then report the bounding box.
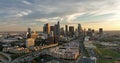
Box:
[95,44,120,63]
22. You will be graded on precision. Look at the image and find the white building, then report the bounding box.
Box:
[49,41,80,60]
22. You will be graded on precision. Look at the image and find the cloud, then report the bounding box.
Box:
[35,18,58,23]
[64,13,85,23]
[22,0,32,5]
[15,10,32,17]
[0,0,120,31]
[29,23,37,26]
[35,19,48,23]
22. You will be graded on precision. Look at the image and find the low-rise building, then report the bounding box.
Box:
[49,41,80,60]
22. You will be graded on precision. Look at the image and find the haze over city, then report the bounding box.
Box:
[0,0,120,31]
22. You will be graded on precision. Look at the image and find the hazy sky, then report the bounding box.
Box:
[0,0,120,31]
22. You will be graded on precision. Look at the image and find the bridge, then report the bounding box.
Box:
[10,44,58,63]
[11,48,51,63]
[0,52,12,63]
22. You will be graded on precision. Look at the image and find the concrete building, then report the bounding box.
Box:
[31,31,38,39]
[50,26,54,32]
[43,23,50,35]
[69,26,74,37]
[99,28,103,34]
[60,27,64,36]
[50,26,55,37]
[65,25,68,36]
[26,28,31,38]
[78,24,82,35]
[99,28,103,37]
[49,41,80,60]
[26,38,35,48]
[86,28,93,37]
[54,21,60,38]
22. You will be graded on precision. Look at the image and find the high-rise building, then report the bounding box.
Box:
[53,21,60,43]
[43,23,50,35]
[69,26,74,37]
[65,25,68,36]
[92,29,95,36]
[65,25,68,33]
[54,21,60,37]
[78,24,82,35]
[69,26,74,33]
[92,29,95,33]
[31,31,38,39]
[83,28,86,36]
[75,29,79,37]
[57,21,60,38]
[26,28,31,38]
[99,28,103,34]
[43,24,46,33]
[60,27,64,36]
[50,26,55,32]
[26,38,35,48]
[54,24,57,37]
[86,28,92,37]
[50,26,55,37]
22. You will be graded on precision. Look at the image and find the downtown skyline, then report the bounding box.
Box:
[0,0,120,31]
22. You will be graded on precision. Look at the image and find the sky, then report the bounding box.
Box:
[0,0,120,31]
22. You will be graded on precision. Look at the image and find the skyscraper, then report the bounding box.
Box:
[65,25,68,33]
[99,28,103,34]
[26,28,31,38]
[99,28,103,37]
[78,24,82,35]
[43,23,50,35]
[92,29,95,36]
[46,23,50,35]
[43,24,46,33]
[69,26,74,37]
[60,27,64,36]
[83,28,86,36]
[57,21,60,38]
[69,26,74,33]
[65,25,68,36]
[50,26,55,37]
[54,21,60,38]
[53,21,60,43]
[50,26,54,32]
[86,28,92,37]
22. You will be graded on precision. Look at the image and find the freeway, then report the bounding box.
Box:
[77,37,98,63]
[0,59,8,63]
[11,49,48,63]
[0,52,11,63]
[85,41,98,63]
[10,44,58,63]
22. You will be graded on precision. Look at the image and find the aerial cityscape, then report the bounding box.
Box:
[0,0,120,63]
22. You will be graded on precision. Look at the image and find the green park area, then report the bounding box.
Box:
[95,44,120,63]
